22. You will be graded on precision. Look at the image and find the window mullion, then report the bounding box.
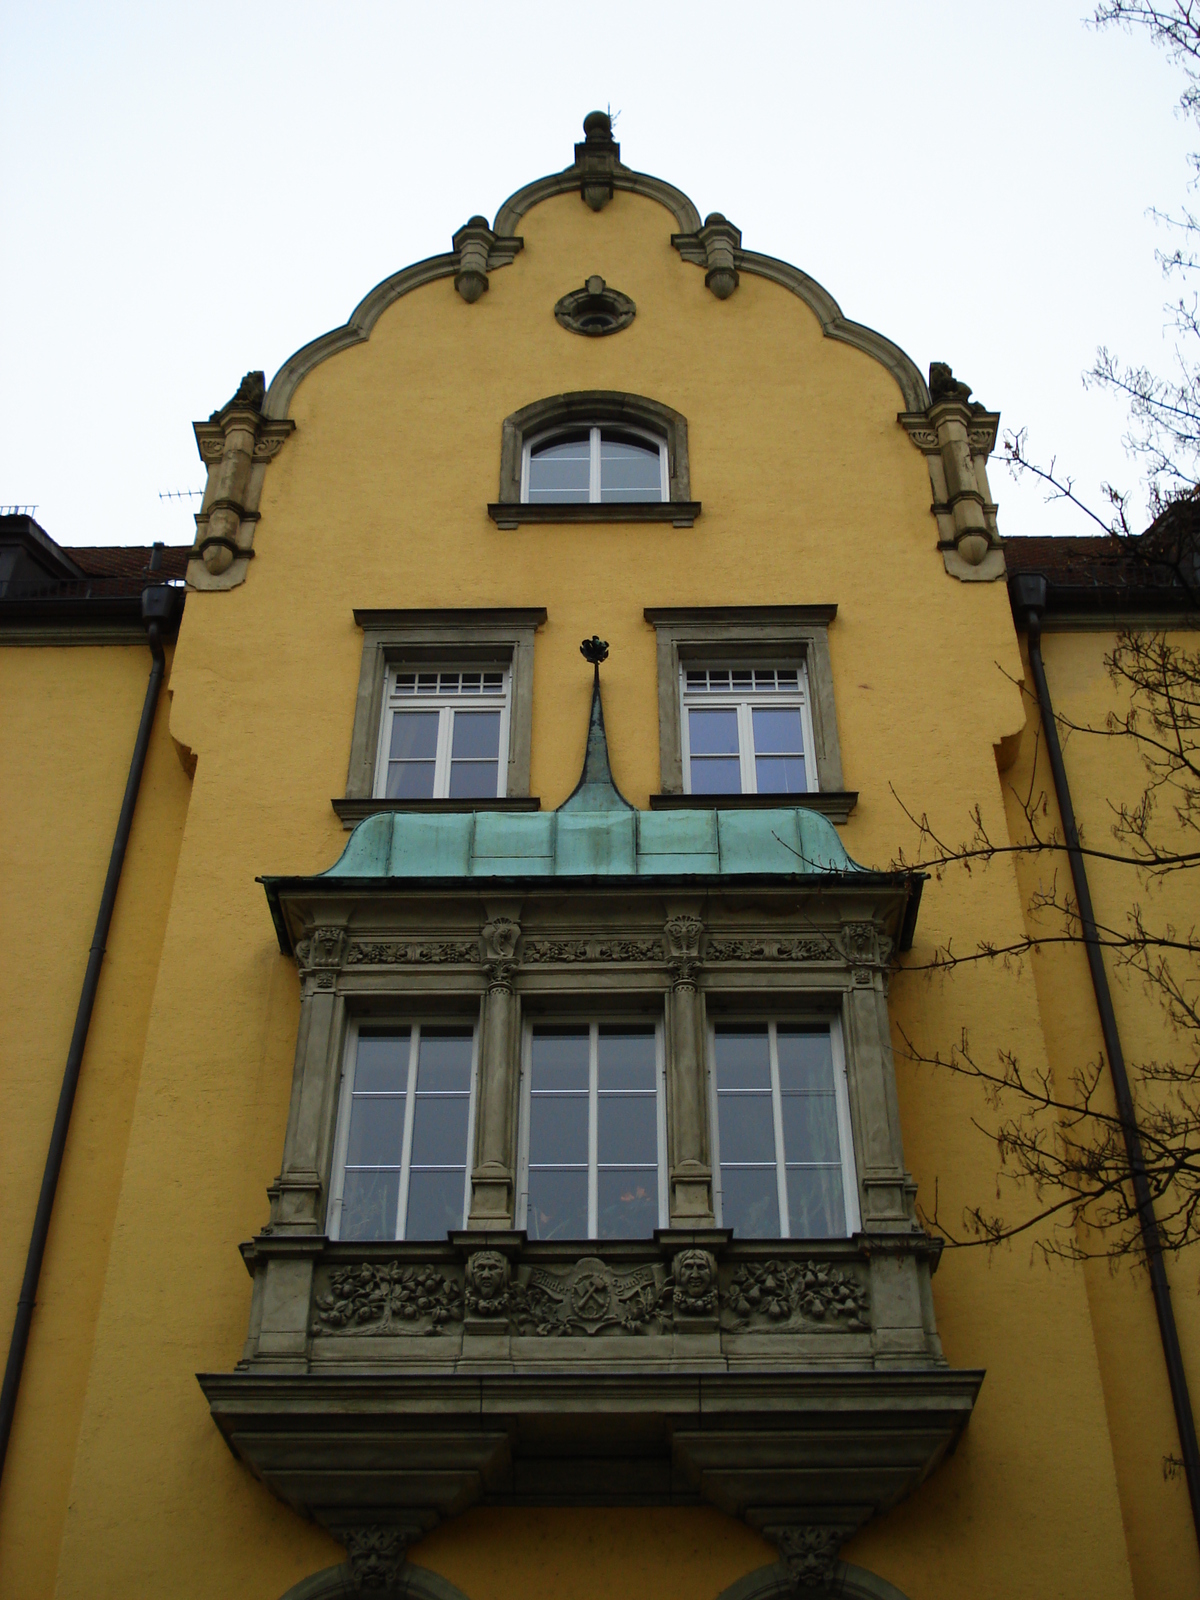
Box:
[396,1027,420,1240]
[740,701,756,794]
[433,707,453,797]
[769,1022,789,1237]
[589,427,601,503]
[328,1023,358,1240]
[656,1023,668,1228]
[588,1023,599,1238]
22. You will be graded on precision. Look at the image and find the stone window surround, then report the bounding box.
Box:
[644,605,849,808]
[340,608,546,823]
[489,392,700,529]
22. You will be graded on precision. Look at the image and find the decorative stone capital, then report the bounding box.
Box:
[765,1523,854,1591]
[480,916,520,961]
[574,109,621,210]
[898,361,1004,582]
[697,212,742,299]
[295,925,347,988]
[334,1523,410,1590]
[665,913,703,988]
[190,369,295,581]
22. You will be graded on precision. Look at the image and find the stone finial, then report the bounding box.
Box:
[897,359,1003,580]
[574,110,621,210]
[192,369,294,577]
[697,213,742,299]
[453,215,495,303]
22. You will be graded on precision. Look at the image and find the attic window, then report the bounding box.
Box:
[524,428,667,504]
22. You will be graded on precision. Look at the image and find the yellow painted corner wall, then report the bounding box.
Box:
[1001,626,1200,1600]
[39,185,1139,1600]
[0,640,191,1599]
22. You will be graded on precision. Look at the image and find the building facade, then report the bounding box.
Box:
[1,114,1197,1600]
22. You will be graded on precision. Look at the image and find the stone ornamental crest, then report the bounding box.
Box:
[464,1249,511,1318]
[671,1249,718,1316]
[664,914,703,987]
[767,1524,854,1590]
[511,1256,669,1337]
[335,1524,409,1591]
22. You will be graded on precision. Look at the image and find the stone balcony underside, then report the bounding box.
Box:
[200,1235,981,1547]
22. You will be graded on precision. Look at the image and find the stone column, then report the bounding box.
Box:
[468,916,521,1228]
[664,913,715,1224]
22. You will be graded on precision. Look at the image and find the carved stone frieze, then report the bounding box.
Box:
[705,935,837,963]
[335,1524,409,1591]
[510,1256,670,1336]
[312,1262,464,1336]
[722,1260,869,1332]
[766,1524,854,1591]
[345,939,477,966]
[522,936,663,963]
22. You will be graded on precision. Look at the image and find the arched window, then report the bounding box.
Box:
[490,391,698,527]
[524,425,667,504]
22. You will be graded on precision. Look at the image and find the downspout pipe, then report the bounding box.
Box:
[0,580,179,1487]
[1009,571,1200,1546]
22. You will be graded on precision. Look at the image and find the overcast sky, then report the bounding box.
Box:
[1,2,1193,549]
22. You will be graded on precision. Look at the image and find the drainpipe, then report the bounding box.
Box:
[1009,571,1200,1547]
[0,577,179,1486]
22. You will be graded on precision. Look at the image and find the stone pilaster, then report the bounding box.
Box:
[664,911,714,1223]
[468,915,521,1227]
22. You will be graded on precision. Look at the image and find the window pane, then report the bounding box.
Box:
[340,1169,401,1241]
[752,707,805,754]
[451,710,501,759]
[414,1030,472,1091]
[691,756,741,794]
[720,1167,781,1239]
[531,1028,589,1091]
[715,1092,775,1164]
[599,436,663,502]
[410,1095,470,1168]
[405,1169,465,1240]
[354,1032,410,1093]
[529,1093,588,1165]
[755,755,807,794]
[386,760,437,799]
[689,707,739,755]
[714,1027,771,1089]
[785,1166,846,1237]
[527,1169,587,1240]
[776,1028,834,1092]
[528,437,591,502]
[598,1094,657,1165]
[781,1095,842,1165]
[345,1095,405,1168]
[389,710,440,759]
[448,760,500,798]
[597,1169,658,1238]
[597,1027,656,1090]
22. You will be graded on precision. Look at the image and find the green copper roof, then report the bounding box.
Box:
[321,664,863,881]
[322,803,861,880]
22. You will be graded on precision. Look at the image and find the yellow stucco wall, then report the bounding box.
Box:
[1002,627,1200,1600]
[2,178,1185,1599]
[0,640,191,1598]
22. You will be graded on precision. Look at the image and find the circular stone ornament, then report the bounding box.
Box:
[554,275,636,336]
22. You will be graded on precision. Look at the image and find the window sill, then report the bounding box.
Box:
[488,501,701,529]
[649,791,858,824]
[333,796,542,830]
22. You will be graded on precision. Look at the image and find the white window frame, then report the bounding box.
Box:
[679,662,819,796]
[520,425,669,504]
[707,1016,860,1239]
[517,1017,668,1239]
[373,664,511,800]
[327,1018,479,1241]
